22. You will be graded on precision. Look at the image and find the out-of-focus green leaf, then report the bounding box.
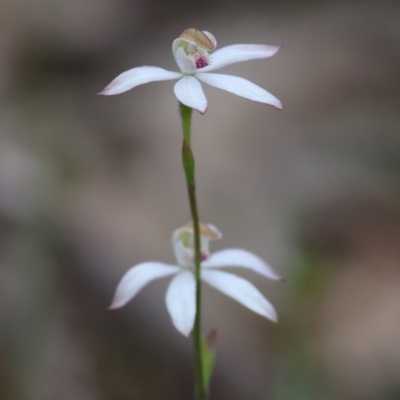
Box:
[293,251,333,302]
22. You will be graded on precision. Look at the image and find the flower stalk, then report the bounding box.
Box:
[104,28,284,400]
[180,102,206,399]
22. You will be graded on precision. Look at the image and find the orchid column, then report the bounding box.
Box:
[100,28,283,400]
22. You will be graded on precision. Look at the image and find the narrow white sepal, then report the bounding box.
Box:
[165,271,196,336]
[201,44,282,72]
[109,262,179,309]
[202,270,278,322]
[197,73,282,109]
[202,248,284,281]
[174,76,208,114]
[99,66,181,95]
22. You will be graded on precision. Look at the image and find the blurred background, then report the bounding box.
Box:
[1,0,400,399]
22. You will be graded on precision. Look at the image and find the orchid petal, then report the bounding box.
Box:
[109,262,179,309]
[202,31,217,50]
[197,73,282,109]
[99,66,181,95]
[202,248,284,281]
[173,46,195,73]
[174,76,208,114]
[165,271,196,336]
[173,239,195,267]
[202,270,277,322]
[201,44,281,72]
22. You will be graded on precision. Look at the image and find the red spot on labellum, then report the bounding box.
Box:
[196,57,209,69]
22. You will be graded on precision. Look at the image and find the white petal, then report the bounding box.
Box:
[99,66,181,95]
[174,76,208,114]
[197,73,282,109]
[202,270,277,322]
[173,239,194,267]
[201,44,281,72]
[173,45,196,73]
[202,248,284,281]
[109,262,179,309]
[165,271,196,336]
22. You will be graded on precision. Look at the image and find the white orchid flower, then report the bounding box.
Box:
[109,221,283,336]
[99,28,282,114]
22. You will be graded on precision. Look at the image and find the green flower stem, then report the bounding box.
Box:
[179,102,207,400]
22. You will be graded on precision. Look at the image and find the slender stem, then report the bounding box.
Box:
[179,102,206,400]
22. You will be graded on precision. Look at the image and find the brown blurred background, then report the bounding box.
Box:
[1,0,400,399]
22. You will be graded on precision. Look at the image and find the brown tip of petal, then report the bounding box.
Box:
[199,106,208,115]
[108,298,126,310]
[108,303,121,310]
[178,28,216,51]
[98,89,112,96]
